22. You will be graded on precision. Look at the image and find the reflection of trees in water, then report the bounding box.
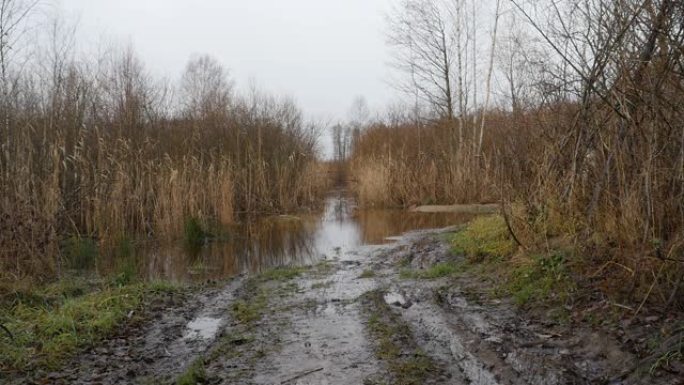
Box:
[124,197,475,282]
[326,192,355,223]
[132,216,316,282]
[355,210,475,244]
[237,217,316,273]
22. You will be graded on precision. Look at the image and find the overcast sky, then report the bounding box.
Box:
[59,0,396,123]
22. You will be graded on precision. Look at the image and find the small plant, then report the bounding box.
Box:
[175,358,207,385]
[61,236,99,270]
[112,236,138,287]
[451,215,515,262]
[360,269,376,278]
[400,262,462,280]
[507,252,573,306]
[183,217,210,250]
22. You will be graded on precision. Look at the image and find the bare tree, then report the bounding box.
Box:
[387,0,455,122]
[0,0,38,89]
[478,0,502,154]
[0,0,39,134]
[179,54,233,121]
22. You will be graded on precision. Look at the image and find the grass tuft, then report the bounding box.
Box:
[175,358,207,385]
[451,215,515,261]
[400,262,463,280]
[359,269,376,278]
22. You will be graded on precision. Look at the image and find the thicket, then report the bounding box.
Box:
[0,10,326,280]
[351,0,684,309]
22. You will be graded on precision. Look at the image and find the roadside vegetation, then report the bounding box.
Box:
[341,0,684,316]
[0,1,327,379]
[0,2,328,284]
[0,278,180,374]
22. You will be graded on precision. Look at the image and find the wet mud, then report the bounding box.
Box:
[15,229,683,385]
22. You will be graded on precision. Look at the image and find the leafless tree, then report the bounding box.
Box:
[179,54,233,121]
[0,0,39,135]
[478,0,502,154]
[387,0,455,122]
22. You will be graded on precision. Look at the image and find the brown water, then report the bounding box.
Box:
[100,191,475,282]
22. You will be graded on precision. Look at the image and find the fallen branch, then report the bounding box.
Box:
[281,367,324,384]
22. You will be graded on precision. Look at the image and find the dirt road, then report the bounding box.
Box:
[21,229,681,385]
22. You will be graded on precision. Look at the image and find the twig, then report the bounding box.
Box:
[0,323,13,341]
[281,367,324,384]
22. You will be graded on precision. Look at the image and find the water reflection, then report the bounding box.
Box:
[103,192,475,282]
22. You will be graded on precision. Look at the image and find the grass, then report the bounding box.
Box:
[311,280,333,290]
[183,217,212,251]
[256,265,308,282]
[359,269,376,278]
[507,252,574,306]
[175,358,207,385]
[400,262,463,280]
[451,215,515,262]
[61,236,99,270]
[446,214,575,307]
[0,278,179,373]
[231,266,306,325]
[362,290,439,385]
[232,294,268,325]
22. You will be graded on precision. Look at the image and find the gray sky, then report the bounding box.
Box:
[59,0,396,122]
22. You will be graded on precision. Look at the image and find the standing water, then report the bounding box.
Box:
[99,191,475,282]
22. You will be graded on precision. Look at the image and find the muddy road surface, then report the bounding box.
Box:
[16,227,682,385]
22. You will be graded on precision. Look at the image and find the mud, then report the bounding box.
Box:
[15,229,683,385]
[16,278,245,385]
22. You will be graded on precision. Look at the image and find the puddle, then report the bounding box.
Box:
[94,191,475,282]
[383,292,409,308]
[183,317,222,340]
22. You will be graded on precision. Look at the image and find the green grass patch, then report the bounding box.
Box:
[311,280,333,290]
[175,358,207,385]
[232,281,269,325]
[359,269,376,278]
[400,262,463,280]
[506,252,574,306]
[183,216,216,255]
[0,279,179,373]
[61,236,99,269]
[451,215,515,261]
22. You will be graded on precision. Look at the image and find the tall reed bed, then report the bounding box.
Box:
[349,110,541,207]
[0,52,327,281]
[351,97,683,308]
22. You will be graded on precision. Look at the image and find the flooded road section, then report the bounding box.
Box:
[101,191,474,282]
[32,228,675,385]
[22,193,677,385]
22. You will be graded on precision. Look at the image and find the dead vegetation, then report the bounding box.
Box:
[0,5,328,280]
[348,0,684,312]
